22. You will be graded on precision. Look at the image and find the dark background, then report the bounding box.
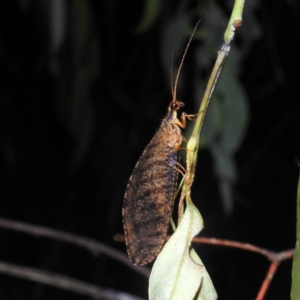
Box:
[0,0,299,299]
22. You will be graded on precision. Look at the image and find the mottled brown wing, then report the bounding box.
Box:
[123,122,180,265]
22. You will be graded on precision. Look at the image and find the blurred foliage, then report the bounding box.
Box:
[18,0,99,173]
[135,0,162,33]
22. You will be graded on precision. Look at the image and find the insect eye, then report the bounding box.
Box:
[171,102,178,110]
[170,101,184,111]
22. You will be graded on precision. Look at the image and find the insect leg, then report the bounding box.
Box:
[173,112,199,128]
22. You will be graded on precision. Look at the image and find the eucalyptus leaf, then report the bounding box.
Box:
[149,199,206,300]
[216,56,249,154]
[190,249,218,300]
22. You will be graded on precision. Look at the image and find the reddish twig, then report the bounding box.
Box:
[255,261,279,300]
[192,237,294,261]
[115,234,295,299]
[255,250,294,300]
[0,218,150,278]
[192,237,294,300]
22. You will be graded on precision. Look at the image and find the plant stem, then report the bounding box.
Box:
[291,171,300,300]
[185,0,245,188]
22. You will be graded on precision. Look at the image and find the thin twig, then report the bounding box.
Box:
[116,233,294,299]
[116,234,294,263]
[0,260,145,300]
[0,218,150,278]
[192,237,294,300]
[192,237,294,262]
[255,262,279,300]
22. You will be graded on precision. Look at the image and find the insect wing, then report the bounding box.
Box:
[123,124,179,265]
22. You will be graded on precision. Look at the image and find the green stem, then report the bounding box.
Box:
[185,0,245,187]
[224,0,245,43]
[291,171,300,300]
[186,43,229,184]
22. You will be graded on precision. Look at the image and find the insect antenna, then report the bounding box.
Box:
[170,27,178,100]
[172,19,201,103]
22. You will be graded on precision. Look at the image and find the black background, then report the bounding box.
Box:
[0,0,299,299]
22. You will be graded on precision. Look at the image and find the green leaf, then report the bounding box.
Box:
[190,249,218,300]
[200,53,249,212]
[135,0,162,33]
[149,199,215,300]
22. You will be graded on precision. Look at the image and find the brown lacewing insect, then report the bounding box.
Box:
[123,22,200,266]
